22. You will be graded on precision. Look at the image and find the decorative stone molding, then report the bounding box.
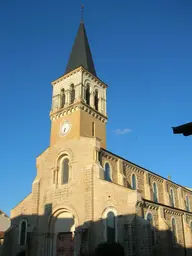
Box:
[148,173,164,183]
[51,66,107,89]
[101,151,118,163]
[50,101,107,123]
[123,162,144,175]
[136,201,143,207]
[51,67,82,86]
[143,201,159,210]
[82,68,108,89]
[166,181,179,190]
[163,208,183,216]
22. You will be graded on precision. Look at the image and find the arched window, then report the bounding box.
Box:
[60,89,65,108]
[131,174,137,190]
[70,84,75,104]
[85,85,90,105]
[19,220,27,246]
[106,211,116,243]
[146,213,155,246]
[147,213,153,225]
[172,218,177,245]
[170,188,175,207]
[186,195,190,211]
[104,163,111,182]
[153,182,158,203]
[94,89,99,111]
[61,158,69,184]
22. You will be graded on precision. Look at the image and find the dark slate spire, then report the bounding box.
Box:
[65,21,97,76]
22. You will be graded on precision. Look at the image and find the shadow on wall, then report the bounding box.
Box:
[2,204,192,256]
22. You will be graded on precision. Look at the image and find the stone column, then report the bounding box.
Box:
[163,180,170,205]
[79,83,83,101]
[117,159,124,185]
[82,85,85,102]
[144,172,151,200]
[104,89,107,115]
[66,90,70,106]
[90,92,94,108]
[52,95,59,111]
[99,97,102,113]
[177,187,185,210]
[75,84,81,102]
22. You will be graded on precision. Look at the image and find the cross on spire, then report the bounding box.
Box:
[65,6,97,76]
[81,4,84,23]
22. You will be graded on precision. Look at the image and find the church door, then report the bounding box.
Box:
[56,232,74,256]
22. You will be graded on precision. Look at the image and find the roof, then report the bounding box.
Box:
[0,210,9,219]
[172,122,192,136]
[65,22,96,76]
[0,212,10,233]
[101,147,192,194]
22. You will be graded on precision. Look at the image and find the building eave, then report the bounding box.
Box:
[51,66,108,88]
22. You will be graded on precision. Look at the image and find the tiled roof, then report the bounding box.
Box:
[65,22,96,76]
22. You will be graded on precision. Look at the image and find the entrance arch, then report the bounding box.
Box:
[49,210,76,256]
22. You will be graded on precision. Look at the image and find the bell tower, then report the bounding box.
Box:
[50,21,107,148]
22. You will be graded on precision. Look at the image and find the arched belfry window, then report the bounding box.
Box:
[19,220,27,246]
[172,218,177,245]
[60,88,65,108]
[94,89,99,111]
[170,188,175,207]
[131,173,137,190]
[153,182,158,203]
[104,162,111,182]
[186,195,190,211]
[106,211,116,243]
[70,84,75,104]
[146,213,155,246]
[61,158,69,184]
[85,84,90,105]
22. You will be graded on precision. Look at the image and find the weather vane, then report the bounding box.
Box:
[81,3,84,23]
[168,175,172,180]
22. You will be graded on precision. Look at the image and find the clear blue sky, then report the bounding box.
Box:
[1,0,192,215]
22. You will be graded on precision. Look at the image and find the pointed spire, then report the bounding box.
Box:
[65,11,97,76]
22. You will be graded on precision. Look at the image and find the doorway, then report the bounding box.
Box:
[56,232,74,256]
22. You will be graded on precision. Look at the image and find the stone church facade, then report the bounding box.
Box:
[2,20,192,256]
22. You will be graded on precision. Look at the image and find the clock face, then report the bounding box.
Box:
[60,121,71,136]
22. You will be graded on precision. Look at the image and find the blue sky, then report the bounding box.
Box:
[0,0,192,215]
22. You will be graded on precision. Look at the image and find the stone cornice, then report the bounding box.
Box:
[143,201,159,210]
[82,67,108,88]
[136,201,143,207]
[166,181,179,190]
[148,173,164,183]
[51,67,81,86]
[163,208,183,216]
[51,66,108,89]
[100,151,119,163]
[100,148,192,195]
[50,101,108,123]
[123,162,144,175]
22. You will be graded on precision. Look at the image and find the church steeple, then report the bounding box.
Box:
[65,21,97,76]
[50,18,107,148]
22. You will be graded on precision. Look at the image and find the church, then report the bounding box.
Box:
[2,18,192,256]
